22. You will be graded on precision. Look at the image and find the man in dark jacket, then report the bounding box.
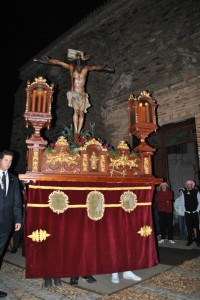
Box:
[0,150,22,297]
[180,179,200,246]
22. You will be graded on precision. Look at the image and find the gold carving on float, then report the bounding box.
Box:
[100,155,106,172]
[139,90,151,98]
[34,77,47,84]
[144,157,149,174]
[56,136,69,146]
[48,190,69,214]
[128,94,137,101]
[83,154,88,171]
[110,153,138,176]
[137,225,152,237]
[46,150,77,167]
[117,140,129,149]
[86,191,105,221]
[28,229,51,242]
[90,152,99,170]
[120,191,137,213]
[32,151,38,171]
[45,136,78,170]
[27,76,54,90]
[80,138,107,151]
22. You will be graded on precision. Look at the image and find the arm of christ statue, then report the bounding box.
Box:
[33,57,56,66]
[87,65,115,73]
[34,57,71,69]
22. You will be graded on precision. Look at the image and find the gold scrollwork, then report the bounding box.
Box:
[86,191,105,221]
[48,190,69,214]
[117,140,129,149]
[110,154,138,170]
[28,229,51,242]
[55,136,69,146]
[83,154,88,171]
[100,155,106,172]
[144,157,149,174]
[120,191,137,213]
[46,151,77,167]
[32,151,38,171]
[137,225,152,237]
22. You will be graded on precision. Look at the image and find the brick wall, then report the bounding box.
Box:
[12,0,200,172]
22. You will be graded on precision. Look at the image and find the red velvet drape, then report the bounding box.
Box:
[25,181,158,278]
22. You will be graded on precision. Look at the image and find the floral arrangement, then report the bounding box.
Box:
[62,126,93,149]
[96,137,119,158]
[45,125,117,155]
[45,142,57,153]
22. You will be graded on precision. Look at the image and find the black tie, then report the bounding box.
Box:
[2,172,6,194]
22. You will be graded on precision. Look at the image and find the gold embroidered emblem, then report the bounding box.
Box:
[86,191,105,221]
[28,229,51,242]
[120,191,137,212]
[48,190,69,214]
[137,225,152,237]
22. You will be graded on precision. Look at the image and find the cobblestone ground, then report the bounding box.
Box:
[0,257,200,300]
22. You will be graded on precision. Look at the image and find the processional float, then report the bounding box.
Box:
[19,76,161,279]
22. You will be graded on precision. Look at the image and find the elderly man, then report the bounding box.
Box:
[180,180,200,246]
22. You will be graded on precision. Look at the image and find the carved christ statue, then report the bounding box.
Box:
[34,49,115,135]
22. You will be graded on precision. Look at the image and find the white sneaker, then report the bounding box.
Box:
[111,273,119,283]
[169,240,175,244]
[123,271,142,281]
[158,239,165,244]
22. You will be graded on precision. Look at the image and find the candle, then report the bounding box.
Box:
[145,102,150,123]
[42,91,47,112]
[37,91,42,112]
[32,90,36,111]
[138,103,142,122]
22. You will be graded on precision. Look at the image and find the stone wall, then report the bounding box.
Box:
[11,0,200,172]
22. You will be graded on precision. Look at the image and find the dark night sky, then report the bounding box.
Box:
[1,1,108,150]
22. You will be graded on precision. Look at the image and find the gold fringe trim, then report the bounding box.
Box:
[27,202,151,208]
[28,185,152,191]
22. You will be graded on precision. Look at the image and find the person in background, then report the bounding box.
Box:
[179,180,200,246]
[152,186,161,237]
[155,182,175,244]
[0,150,22,298]
[70,276,97,286]
[111,271,142,284]
[44,278,62,288]
[174,188,187,239]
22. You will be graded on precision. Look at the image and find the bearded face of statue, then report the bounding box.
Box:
[74,57,85,72]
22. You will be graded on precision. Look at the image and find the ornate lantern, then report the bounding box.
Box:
[24,77,54,172]
[127,91,158,175]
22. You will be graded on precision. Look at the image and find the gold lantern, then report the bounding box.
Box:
[127,91,158,175]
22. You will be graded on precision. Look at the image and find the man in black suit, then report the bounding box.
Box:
[0,150,22,297]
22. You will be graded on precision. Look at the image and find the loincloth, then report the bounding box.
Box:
[67,91,91,113]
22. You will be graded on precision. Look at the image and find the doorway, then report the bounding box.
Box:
[148,118,199,195]
[167,142,199,197]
